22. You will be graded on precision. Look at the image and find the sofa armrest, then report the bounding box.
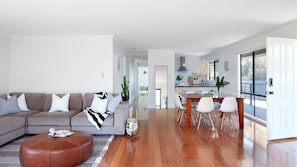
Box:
[113,102,130,134]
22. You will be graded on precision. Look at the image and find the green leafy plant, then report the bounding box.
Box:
[176,74,184,81]
[216,76,230,91]
[121,76,129,101]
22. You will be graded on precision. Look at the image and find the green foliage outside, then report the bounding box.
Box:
[241,55,266,82]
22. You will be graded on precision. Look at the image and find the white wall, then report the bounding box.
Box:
[148,50,175,108]
[10,35,114,93]
[113,38,130,95]
[204,20,297,95]
[0,35,10,93]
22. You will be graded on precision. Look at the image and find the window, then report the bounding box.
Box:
[240,48,266,122]
[240,49,266,96]
[209,60,219,80]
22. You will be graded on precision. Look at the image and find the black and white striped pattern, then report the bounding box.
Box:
[84,107,109,130]
[94,92,109,99]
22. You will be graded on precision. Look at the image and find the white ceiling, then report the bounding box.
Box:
[1,0,297,56]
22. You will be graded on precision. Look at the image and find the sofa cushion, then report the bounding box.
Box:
[7,93,29,111]
[69,93,83,111]
[0,94,7,100]
[91,94,108,113]
[49,94,70,112]
[71,112,114,127]
[83,93,94,109]
[28,110,80,126]
[0,116,25,135]
[44,93,82,111]
[84,93,120,113]
[10,92,47,111]
[107,94,122,113]
[0,96,21,116]
[9,110,40,119]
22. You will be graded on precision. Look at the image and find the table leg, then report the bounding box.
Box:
[237,98,244,129]
[186,99,192,128]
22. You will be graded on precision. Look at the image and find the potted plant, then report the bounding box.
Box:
[216,76,230,92]
[121,76,129,101]
[176,74,184,85]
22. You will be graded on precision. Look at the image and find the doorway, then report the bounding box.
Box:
[138,66,148,95]
[155,66,168,109]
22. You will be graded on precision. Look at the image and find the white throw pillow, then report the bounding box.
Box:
[91,93,108,113]
[7,94,29,111]
[49,93,70,112]
[107,94,122,113]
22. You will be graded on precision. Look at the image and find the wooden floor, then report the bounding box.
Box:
[99,96,297,167]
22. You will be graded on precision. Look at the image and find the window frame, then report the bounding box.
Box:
[209,59,219,80]
[240,48,266,97]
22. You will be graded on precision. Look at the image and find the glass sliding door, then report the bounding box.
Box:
[240,48,267,122]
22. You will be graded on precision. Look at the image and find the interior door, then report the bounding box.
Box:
[155,66,168,109]
[267,37,297,140]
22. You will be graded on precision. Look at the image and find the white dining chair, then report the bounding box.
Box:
[195,97,216,131]
[174,93,186,126]
[219,96,238,129]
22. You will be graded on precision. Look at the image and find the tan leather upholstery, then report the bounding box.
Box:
[20,130,93,167]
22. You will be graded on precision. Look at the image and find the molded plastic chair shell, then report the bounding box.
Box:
[220,96,238,129]
[196,97,215,130]
[175,94,186,126]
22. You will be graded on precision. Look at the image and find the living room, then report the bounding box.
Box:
[1,1,297,167]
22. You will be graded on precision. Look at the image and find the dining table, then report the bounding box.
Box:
[179,92,244,129]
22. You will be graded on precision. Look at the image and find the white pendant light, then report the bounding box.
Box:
[197,59,209,75]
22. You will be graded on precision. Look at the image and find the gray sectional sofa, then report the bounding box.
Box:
[0,92,129,146]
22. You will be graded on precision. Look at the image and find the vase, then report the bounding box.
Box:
[177,80,182,85]
[217,90,221,97]
[216,87,221,97]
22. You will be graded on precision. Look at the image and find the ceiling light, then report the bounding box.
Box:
[197,59,209,75]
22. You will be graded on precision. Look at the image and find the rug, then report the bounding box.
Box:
[0,135,114,167]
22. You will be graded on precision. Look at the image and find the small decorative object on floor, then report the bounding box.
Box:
[48,128,74,137]
[126,118,138,136]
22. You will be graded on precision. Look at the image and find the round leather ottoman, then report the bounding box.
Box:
[20,130,93,167]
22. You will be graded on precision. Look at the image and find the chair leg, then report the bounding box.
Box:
[220,113,225,130]
[179,111,184,126]
[232,112,239,129]
[197,113,203,130]
[195,112,200,125]
[176,108,181,122]
[208,113,216,131]
[191,111,196,125]
[228,113,232,129]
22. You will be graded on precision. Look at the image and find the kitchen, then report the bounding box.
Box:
[175,55,217,94]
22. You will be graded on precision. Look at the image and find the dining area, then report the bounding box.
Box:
[175,91,244,130]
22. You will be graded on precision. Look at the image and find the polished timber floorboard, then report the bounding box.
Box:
[99,98,297,167]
